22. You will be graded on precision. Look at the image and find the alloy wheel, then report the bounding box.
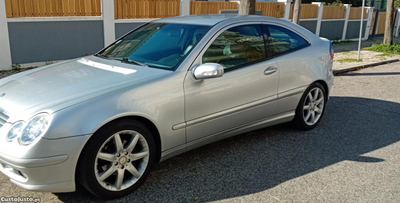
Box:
[303,87,325,126]
[94,130,149,191]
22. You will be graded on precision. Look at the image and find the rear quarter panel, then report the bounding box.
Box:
[273,36,333,115]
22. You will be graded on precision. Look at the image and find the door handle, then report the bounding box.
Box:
[264,66,278,75]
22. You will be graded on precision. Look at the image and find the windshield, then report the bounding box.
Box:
[97,23,211,70]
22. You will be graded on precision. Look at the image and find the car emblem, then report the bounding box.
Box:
[0,93,5,97]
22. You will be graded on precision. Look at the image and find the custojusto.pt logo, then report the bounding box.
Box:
[1,196,41,203]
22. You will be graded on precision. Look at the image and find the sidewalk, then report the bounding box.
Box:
[333,36,400,70]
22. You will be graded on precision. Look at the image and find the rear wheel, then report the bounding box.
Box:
[77,119,156,199]
[293,83,326,130]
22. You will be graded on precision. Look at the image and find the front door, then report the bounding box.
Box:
[184,23,280,143]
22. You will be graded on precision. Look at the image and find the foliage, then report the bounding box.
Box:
[303,0,363,7]
[396,0,400,8]
[364,43,400,55]
[327,0,344,6]
[11,64,21,70]
[337,58,363,63]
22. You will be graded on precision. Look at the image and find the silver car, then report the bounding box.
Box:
[0,15,333,199]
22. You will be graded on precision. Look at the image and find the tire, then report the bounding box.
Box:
[77,119,156,199]
[293,83,327,130]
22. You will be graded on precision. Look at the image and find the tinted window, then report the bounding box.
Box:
[99,23,210,70]
[202,25,266,70]
[264,25,309,58]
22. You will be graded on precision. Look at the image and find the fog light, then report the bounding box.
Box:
[13,168,26,178]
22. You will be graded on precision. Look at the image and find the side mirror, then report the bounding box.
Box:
[192,63,224,80]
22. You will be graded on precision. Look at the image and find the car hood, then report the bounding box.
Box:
[0,56,170,122]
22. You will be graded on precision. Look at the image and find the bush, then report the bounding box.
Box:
[396,0,400,8]
[364,44,400,55]
[11,64,21,70]
[327,0,344,6]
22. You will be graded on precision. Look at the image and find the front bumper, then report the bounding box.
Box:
[0,134,91,192]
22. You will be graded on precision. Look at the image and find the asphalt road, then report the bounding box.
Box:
[1,63,400,203]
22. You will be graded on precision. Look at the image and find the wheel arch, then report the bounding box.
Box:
[91,115,162,163]
[74,115,161,197]
[75,115,163,185]
[313,80,329,101]
[293,80,328,130]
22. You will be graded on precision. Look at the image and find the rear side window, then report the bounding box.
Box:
[202,24,266,70]
[263,25,309,58]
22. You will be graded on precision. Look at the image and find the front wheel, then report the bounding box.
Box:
[293,83,326,130]
[77,119,156,199]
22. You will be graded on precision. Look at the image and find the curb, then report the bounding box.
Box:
[333,59,400,76]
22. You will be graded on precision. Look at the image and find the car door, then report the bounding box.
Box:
[262,23,312,115]
[183,23,280,143]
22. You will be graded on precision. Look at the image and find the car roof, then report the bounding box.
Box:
[153,14,287,26]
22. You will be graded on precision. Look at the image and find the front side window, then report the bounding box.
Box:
[202,25,266,70]
[264,25,309,58]
[98,23,210,70]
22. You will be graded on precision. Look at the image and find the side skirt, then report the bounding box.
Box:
[160,111,295,162]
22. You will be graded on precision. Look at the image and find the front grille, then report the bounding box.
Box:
[0,108,9,128]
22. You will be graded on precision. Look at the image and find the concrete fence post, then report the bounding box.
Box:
[342,4,352,40]
[0,0,12,70]
[312,2,325,36]
[278,0,292,20]
[180,0,190,16]
[393,8,400,37]
[102,0,116,46]
[364,7,374,40]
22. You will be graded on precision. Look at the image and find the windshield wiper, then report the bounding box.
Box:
[118,57,148,67]
[94,53,108,59]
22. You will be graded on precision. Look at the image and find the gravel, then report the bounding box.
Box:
[332,36,400,70]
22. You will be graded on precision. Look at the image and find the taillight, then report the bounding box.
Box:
[329,42,334,59]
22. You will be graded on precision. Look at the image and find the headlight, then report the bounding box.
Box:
[6,121,25,141]
[19,113,51,146]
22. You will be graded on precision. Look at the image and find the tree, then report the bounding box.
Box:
[396,0,400,8]
[302,0,362,6]
[239,0,256,15]
[384,0,395,44]
[293,0,302,24]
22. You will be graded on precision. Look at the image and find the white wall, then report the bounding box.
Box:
[0,0,12,70]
